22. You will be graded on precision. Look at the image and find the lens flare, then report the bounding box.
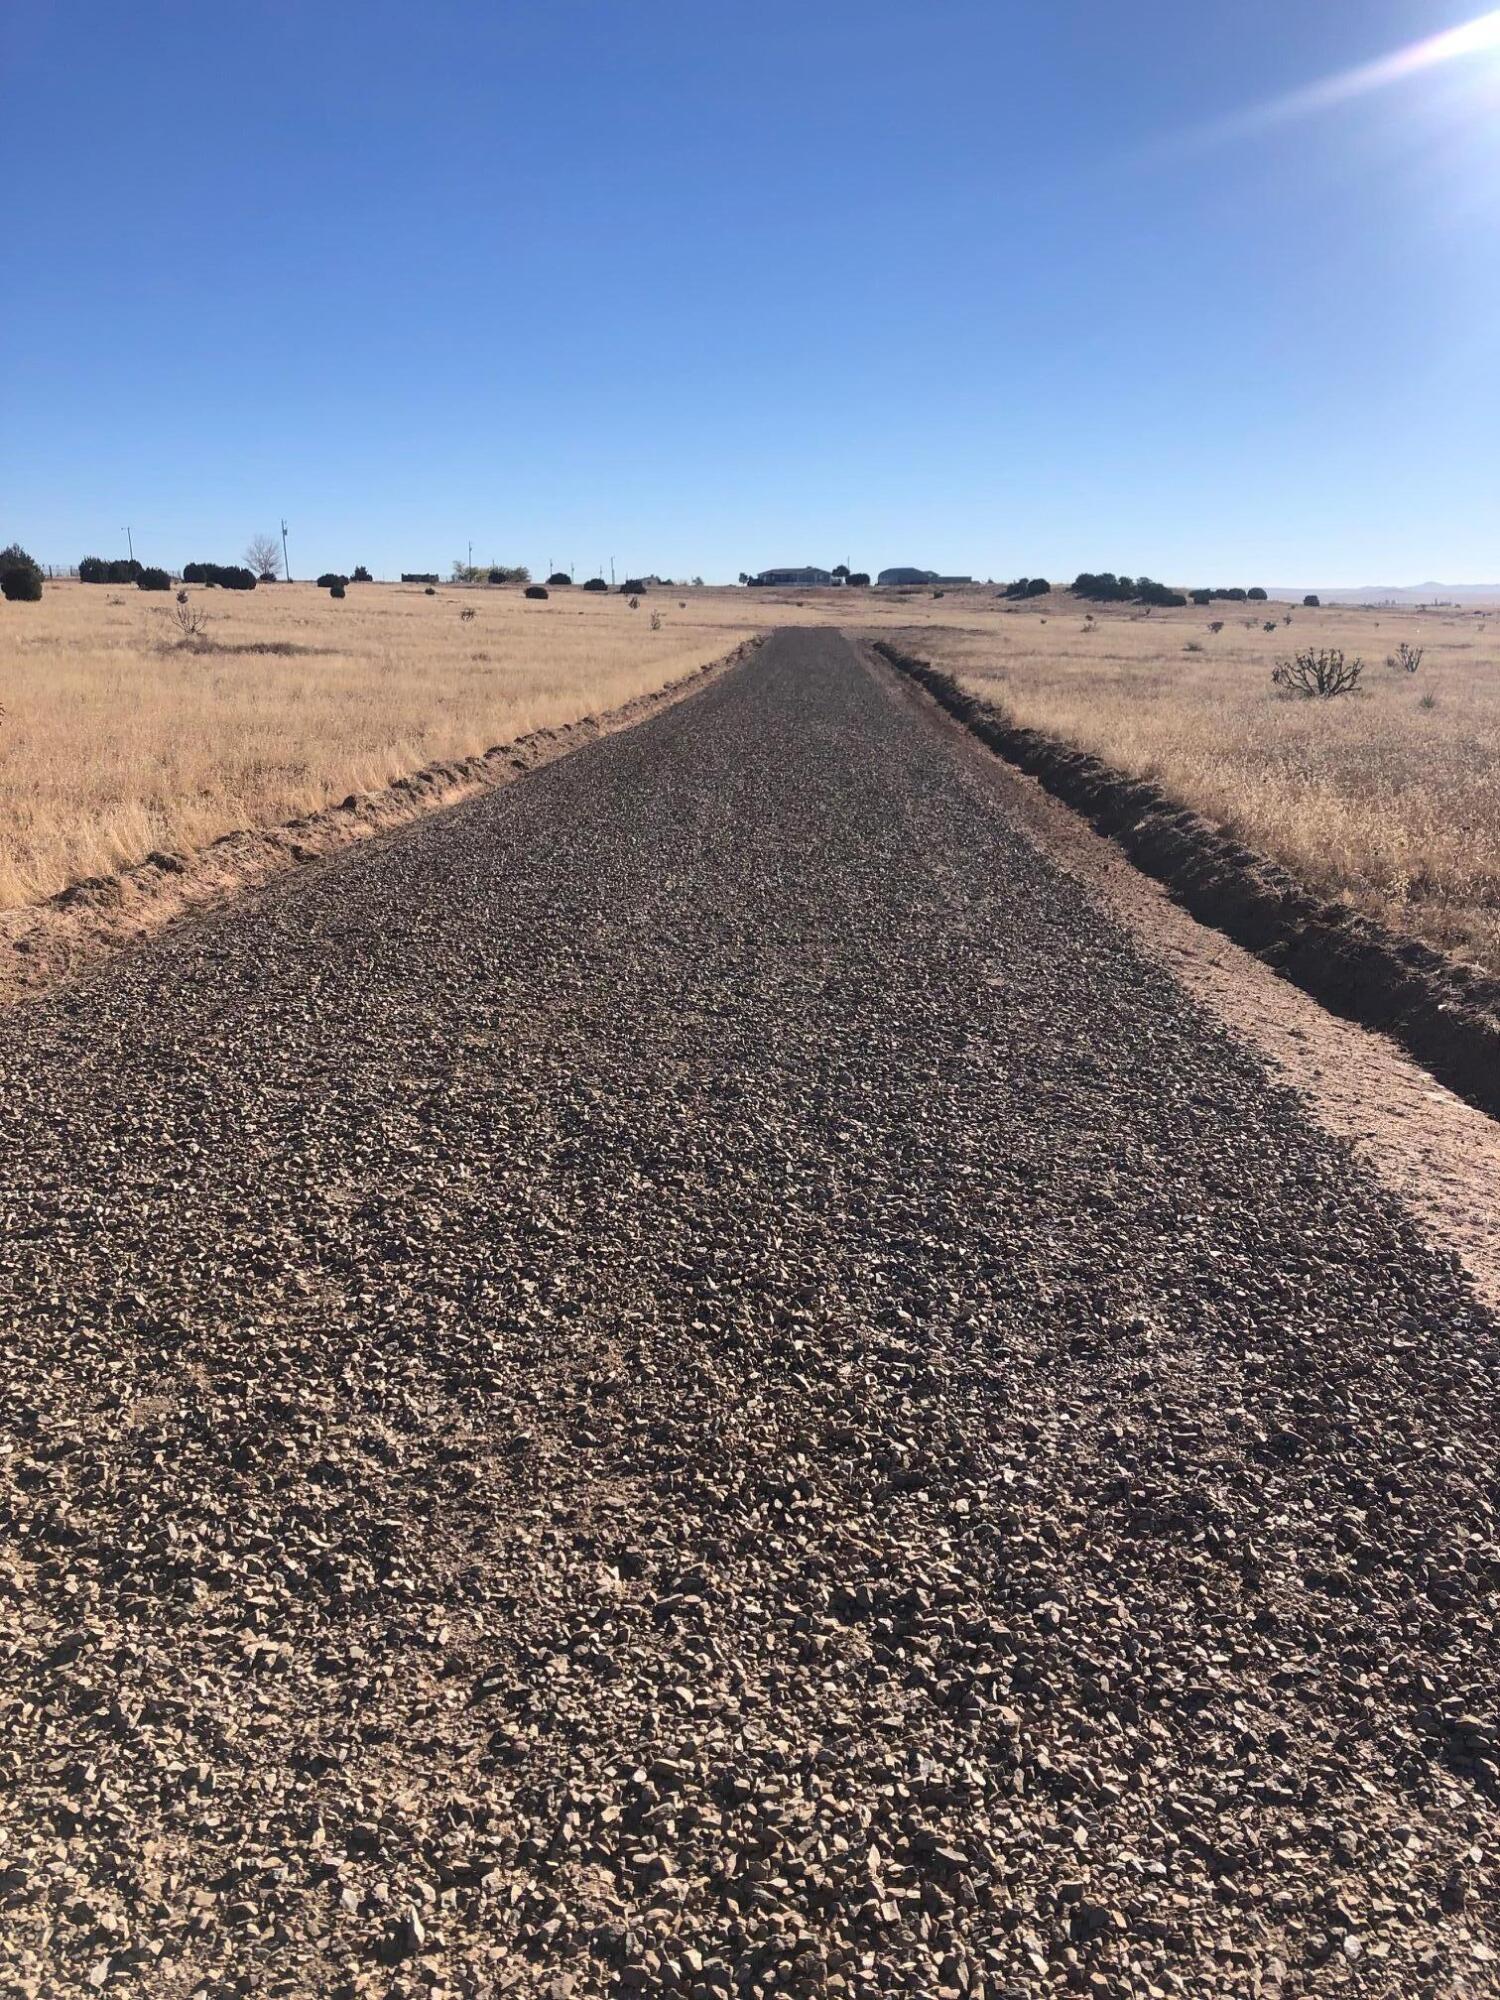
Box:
[1172,7,1500,149]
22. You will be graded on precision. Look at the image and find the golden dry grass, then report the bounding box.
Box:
[6,579,1498,979]
[0,581,770,906]
[0,577,995,910]
[886,595,1500,976]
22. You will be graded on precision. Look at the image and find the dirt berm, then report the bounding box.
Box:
[874,641,1500,1120]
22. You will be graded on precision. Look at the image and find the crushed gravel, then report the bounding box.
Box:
[1,627,1497,1998]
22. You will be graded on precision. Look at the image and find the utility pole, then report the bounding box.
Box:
[468,540,472,575]
[610,556,615,587]
[124,527,134,563]
[280,519,292,583]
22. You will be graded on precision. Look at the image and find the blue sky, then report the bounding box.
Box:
[6,1,1499,585]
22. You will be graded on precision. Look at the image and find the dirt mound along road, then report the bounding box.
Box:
[1,628,1496,1999]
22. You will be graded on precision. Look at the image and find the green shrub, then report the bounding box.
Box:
[352,565,373,583]
[546,572,572,587]
[524,584,548,600]
[1072,572,1139,603]
[582,577,609,592]
[1247,586,1268,601]
[183,562,256,589]
[137,567,171,591]
[1,543,43,601]
[330,581,346,599]
[316,572,349,590]
[80,555,142,584]
[1303,594,1320,607]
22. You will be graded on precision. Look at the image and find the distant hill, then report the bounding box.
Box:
[1271,581,1500,605]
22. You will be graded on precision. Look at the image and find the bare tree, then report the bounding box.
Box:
[173,596,209,644]
[1272,648,1363,698]
[245,533,283,580]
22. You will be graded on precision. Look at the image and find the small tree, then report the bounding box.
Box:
[582,577,608,592]
[330,581,346,599]
[352,565,373,583]
[1247,586,1268,601]
[1303,593,1320,608]
[546,571,572,587]
[524,584,548,600]
[137,566,171,592]
[0,543,43,601]
[1272,647,1362,698]
[246,533,282,580]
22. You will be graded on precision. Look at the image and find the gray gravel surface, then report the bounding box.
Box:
[2,628,1497,1999]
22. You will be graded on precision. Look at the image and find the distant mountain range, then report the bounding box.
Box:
[1271,582,1500,605]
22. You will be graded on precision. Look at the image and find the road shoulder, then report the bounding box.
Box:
[863,635,1500,1312]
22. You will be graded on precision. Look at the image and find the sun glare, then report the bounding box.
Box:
[1170,6,1500,151]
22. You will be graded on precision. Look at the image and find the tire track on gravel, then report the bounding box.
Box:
[1,628,1496,1999]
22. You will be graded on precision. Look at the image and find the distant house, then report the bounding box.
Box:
[877,566,972,587]
[751,566,833,587]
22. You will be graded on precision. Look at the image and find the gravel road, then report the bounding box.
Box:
[2,628,1497,1999]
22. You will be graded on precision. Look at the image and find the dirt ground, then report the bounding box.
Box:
[2,632,1496,1998]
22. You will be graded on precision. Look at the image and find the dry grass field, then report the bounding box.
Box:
[0,580,768,906]
[0,577,985,912]
[881,595,1500,978]
[4,578,1498,980]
